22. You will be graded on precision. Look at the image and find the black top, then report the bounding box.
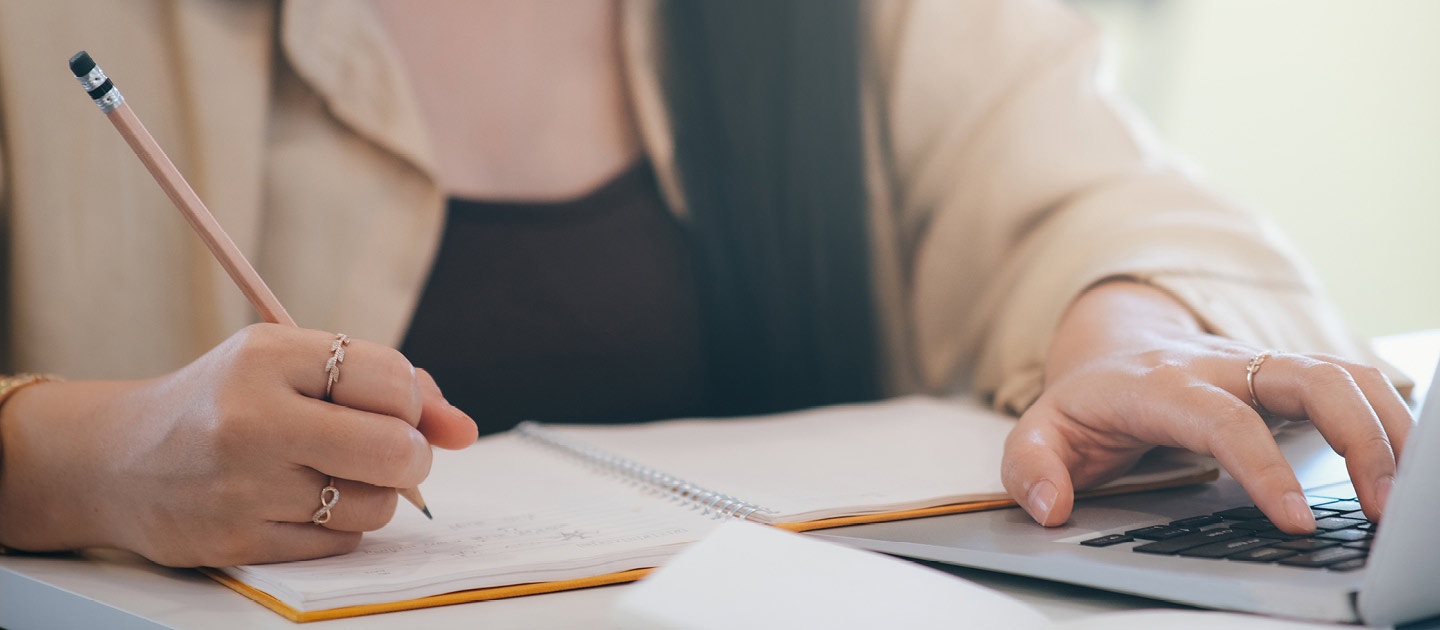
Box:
[400,162,711,436]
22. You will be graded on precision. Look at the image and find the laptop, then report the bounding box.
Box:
[811,357,1440,627]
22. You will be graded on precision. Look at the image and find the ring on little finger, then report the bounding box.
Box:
[312,477,340,525]
[1246,350,1277,417]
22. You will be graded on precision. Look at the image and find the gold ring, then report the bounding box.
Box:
[324,333,350,401]
[312,477,340,525]
[1246,351,1274,416]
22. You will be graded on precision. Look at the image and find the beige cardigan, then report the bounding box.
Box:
[0,0,1376,414]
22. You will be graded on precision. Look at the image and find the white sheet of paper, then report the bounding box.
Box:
[612,520,1049,630]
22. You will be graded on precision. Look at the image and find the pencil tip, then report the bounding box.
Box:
[422,506,433,520]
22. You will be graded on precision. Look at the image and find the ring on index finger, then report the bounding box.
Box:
[1246,351,1276,417]
[324,333,350,401]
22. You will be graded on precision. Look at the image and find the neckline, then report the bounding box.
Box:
[447,160,650,210]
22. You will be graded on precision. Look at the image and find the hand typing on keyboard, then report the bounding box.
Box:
[1000,282,1414,534]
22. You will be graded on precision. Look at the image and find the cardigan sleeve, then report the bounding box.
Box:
[867,0,1403,414]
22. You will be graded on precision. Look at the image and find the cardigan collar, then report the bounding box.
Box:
[276,0,688,216]
[279,0,437,180]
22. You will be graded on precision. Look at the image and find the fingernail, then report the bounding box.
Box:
[1284,491,1315,532]
[1028,480,1058,525]
[1374,475,1395,517]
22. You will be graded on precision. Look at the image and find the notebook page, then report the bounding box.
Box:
[543,396,1214,523]
[221,433,720,612]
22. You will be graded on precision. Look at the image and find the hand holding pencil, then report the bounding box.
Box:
[48,51,477,566]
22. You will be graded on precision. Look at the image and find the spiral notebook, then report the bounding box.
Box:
[205,396,1218,622]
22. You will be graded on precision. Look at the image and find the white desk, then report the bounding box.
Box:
[3,331,1436,629]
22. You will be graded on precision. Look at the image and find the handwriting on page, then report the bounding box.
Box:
[236,496,714,593]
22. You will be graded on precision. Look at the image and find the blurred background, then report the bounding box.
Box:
[1073,0,1440,339]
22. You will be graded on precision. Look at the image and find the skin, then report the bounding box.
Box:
[0,326,477,566]
[0,1,1414,565]
[1007,281,1413,534]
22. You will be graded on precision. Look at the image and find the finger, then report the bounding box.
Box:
[279,398,432,489]
[1250,354,1397,521]
[233,326,423,427]
[1313,354,1415,463]
[1187,384,1315,533]
[1002,408,1076,527]
[320,341,424,428]
[268,474,400,533]
[415,368,478,450]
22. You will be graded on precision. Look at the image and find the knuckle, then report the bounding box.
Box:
[1300,361,1355,389]
[363,423,429,486]
[1138,359,1190,390]
[1250,457,1294,483]
[1353,364,1388,386]
[363,345,424,421]
[1354,433,1396,459]
[229,323,288,366]
[356,488,399,531]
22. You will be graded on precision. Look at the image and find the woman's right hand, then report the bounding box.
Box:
[0,324,477,567]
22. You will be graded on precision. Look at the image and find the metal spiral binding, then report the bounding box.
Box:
[515,421,772,521]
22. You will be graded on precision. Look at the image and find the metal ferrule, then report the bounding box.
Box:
[77,66,107,92]
[94,88,124,114]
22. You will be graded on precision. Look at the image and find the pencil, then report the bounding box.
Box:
[68,50,433,521]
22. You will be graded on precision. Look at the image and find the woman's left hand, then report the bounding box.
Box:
[1001,281,1415,534]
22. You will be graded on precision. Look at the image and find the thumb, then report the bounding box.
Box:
[414,368,478,450]
[1002,411,1076,527]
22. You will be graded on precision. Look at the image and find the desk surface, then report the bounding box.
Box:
[3,331,1436,630]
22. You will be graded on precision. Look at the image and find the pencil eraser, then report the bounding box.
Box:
[69,51,96,77]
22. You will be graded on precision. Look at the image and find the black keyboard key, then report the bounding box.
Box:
[1279,546,1367,568]
[1343,540,1373,551]
[1215,507,1266,521]
[1309,508,1342,520]
[1179,537,1276,559]
[1229,546,1300,563]
[1124,525,1196,541]
[1313,500,1362,514]
[1080,534,1134,547]
[1134,529,1243,555]
[1170,515,1224,528]
[1316,529,1369,543]
[1314,517,1366,531]
[1228,520,1275,532]
[1356,522,1378,532]
[1328,558,1367,572]
[1275,539,1339,552]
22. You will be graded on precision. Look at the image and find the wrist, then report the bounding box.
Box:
[0,379,137,552]
[1047,280,1205,380]
[0,374,64,553]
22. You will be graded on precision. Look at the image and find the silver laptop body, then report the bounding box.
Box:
[813,359,1440,626]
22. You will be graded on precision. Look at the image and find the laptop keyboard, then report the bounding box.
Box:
[1078,494,1372,572]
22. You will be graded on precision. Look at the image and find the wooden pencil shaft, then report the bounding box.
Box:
[398,487,427,514]
[98,89,432,517]
[106,103,297,327]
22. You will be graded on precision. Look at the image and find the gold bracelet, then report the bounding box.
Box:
[0,374,61,408]
[0,373,62,555]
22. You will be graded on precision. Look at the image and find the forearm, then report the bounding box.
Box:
[0,379,136,552]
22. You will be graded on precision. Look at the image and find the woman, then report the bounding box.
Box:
[0,0,1412,567]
